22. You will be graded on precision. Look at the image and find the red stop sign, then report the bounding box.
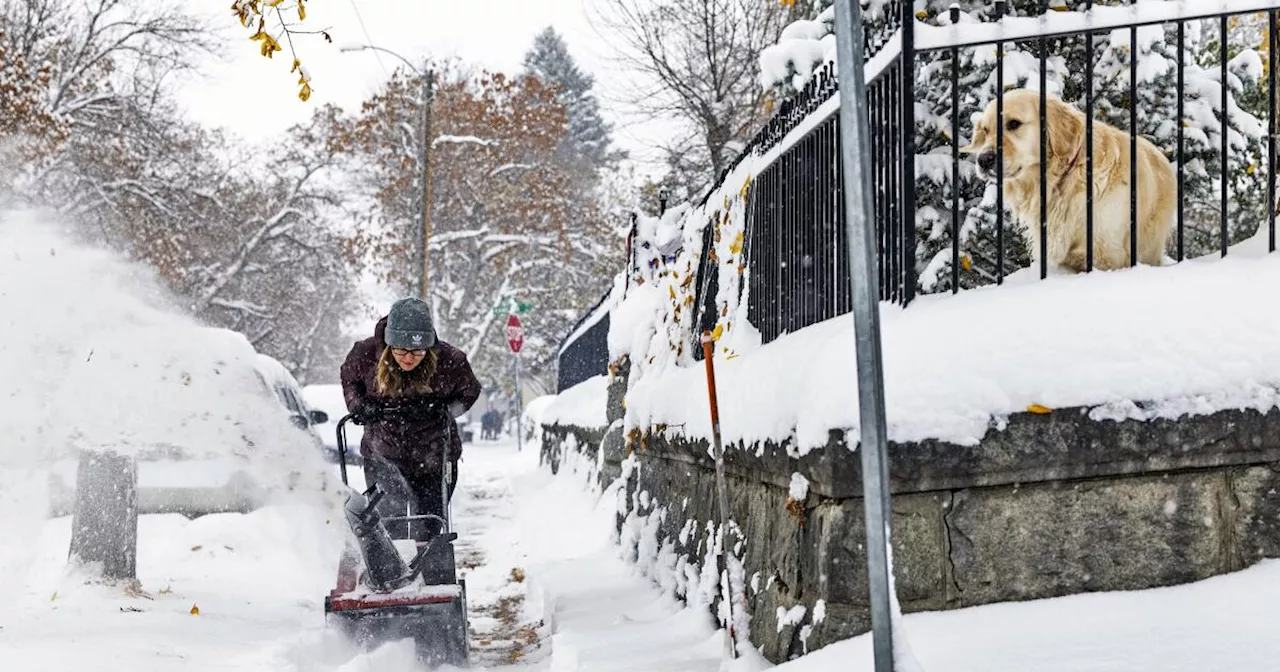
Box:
[506,313,523,353]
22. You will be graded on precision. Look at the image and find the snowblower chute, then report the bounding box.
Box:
[323,410,471,668]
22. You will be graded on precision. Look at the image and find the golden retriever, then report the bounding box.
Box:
[961,88,1176,272]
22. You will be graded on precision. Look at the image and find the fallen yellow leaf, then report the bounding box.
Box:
[190,604,200,615]
[1026,404,1053,414]
[729,231,744,255]
[960,255,972,272]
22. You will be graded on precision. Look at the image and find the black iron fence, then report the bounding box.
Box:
[714,0,1277,347]
[555,291,611,393]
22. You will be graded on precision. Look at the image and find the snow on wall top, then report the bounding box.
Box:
[625,230,1280,453]
[541,374,610,429]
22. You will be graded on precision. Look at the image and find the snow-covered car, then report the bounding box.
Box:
[45,328,336,518]
[302,383,362,463]
[251,353,337,463]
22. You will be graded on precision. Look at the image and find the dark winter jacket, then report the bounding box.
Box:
[340,316,482,469]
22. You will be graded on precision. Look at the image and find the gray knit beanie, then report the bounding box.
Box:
[384,298,437,350]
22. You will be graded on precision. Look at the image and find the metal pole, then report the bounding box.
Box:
[419,67,435,301]
[832,1,896,671]
[417,67,426,300]
[515,346,523,453]
[700,330,736,660]
[442,427,453,534]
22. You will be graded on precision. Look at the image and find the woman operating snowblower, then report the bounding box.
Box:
[340,297,482,540]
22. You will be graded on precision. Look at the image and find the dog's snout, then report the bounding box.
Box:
[977,150,996,172]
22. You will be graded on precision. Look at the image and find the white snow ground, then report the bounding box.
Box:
[0,440,728,671]
[7,432,1280,670]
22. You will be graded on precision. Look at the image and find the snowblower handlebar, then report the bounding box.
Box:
[334,398,452,486]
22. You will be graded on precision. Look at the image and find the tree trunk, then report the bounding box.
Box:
[68,450,138,581]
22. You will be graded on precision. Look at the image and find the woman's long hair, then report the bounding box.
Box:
[375,346,438,397]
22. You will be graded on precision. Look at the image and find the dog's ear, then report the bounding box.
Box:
[1044,96,1084,162]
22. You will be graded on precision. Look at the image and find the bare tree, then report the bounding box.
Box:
[2,0,361,383]
[334,66,623,388]
[591,0,795,198]
[1,0,214,117]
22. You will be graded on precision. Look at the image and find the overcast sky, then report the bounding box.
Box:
[178,0,667,177]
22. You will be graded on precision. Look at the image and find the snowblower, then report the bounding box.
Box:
[323,409,471,668]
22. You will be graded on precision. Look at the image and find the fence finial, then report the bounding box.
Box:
[949,3,960,24]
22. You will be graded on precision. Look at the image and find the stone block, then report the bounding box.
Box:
[946,472,1224,606]
[1231,465,1280,564]
[810,493,945,610]
[606,376,627,425]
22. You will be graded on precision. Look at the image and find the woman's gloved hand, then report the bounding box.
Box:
[351,399,384,425]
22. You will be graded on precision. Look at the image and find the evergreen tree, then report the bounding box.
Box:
[522,27,622,182]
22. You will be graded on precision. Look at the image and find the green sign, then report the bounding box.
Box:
[491,299,533,316]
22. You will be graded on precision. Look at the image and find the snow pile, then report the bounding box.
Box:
[762,556,1280,671]
[607,284,664,362]
[541,375,610,428]
[520,393,556,445]
[0,208,328,491]
[628,248,1280,453]
[636,203,691,259]
[758,6,836,94]
[0,501,356,671]
[788,473,810,502]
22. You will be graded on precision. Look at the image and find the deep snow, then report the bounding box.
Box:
[7,426,1280,671]
[0,440,733,671]
[622,235,1280,454]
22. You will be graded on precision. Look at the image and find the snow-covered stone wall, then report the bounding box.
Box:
[545,387,1280,663]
